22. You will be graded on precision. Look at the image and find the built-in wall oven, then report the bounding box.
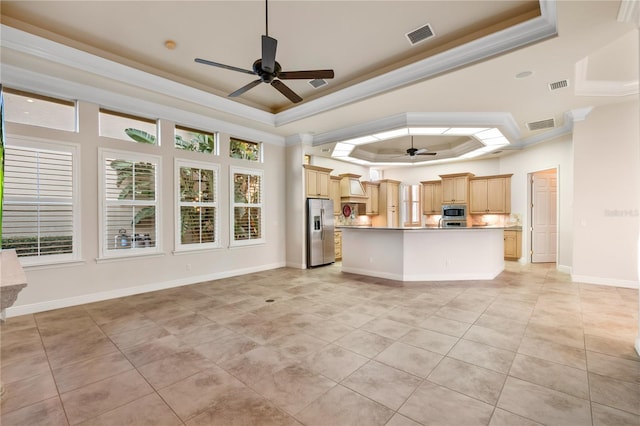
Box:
[441,204,468,227]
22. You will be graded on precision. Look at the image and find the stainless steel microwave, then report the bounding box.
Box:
[442,204,467,219]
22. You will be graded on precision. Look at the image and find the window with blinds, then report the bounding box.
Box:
[402,184,421,227]
[231,167,264,246]
[176,160,219,250]
[1,138,78,264]
[100,149,160,258]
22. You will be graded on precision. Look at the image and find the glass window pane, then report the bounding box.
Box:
[230,138,261,161]
[175,126,216,153]
[99,109,157,144]
[2,88,76,132]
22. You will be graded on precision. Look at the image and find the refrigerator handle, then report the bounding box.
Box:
[320,208,324,241]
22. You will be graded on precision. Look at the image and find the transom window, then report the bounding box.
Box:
[230,137,261,162]
[231,167,264,246]
[99,109,157,144]
[176,160,219,251]
[175,125,217,154]
[2,88,76,132]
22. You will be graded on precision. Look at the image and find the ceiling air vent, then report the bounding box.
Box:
[309,79,328,89]
[406,23,435,46]
[526,118,556,131]
[548,79,569,91]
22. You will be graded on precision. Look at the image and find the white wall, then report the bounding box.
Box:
[7,100,287,316]
[572,100,640,288]
[499,135,574,270]
[382,157,500,184]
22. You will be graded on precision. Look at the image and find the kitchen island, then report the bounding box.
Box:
[339,226,504,281]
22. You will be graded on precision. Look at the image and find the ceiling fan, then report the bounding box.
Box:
[404,136,437,157]
[194,0,334,104]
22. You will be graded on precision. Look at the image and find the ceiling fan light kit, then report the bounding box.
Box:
[194,0,334,104]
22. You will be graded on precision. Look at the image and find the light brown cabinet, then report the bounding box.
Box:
[421,180,442,214]
[304,165,332,199]
[334,230,342,260]
[330,176,342,215]
[373,180,401,227]
[504,229,522,259]
[440,173,474,204]
[364,182,380,215]
[470,174,512,214]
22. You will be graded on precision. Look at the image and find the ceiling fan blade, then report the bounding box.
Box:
[228,79,262,98]
[262,35,278,74]
[271,80,303,103]
[195,58,256,75]
[417,152,437,156]
[278,70,335,80]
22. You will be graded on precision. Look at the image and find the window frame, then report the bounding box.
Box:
[229,137,263,162]
[174,159,220,252]
[2,135,81,266]
[2,88,78,132]
[174,125,218,155]
[230,166,265,247]
[98,148,162,260]
[98,108,158,145]
[402,184,422,227]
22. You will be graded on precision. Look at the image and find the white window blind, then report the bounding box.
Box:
[176,160,219,251]
[231,167,264,246]
[100,149,160,258]
[2,140,78,264]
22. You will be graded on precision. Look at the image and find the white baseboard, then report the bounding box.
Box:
[557,264,572,274]
[5,262,286,318]
[570,274,639,289]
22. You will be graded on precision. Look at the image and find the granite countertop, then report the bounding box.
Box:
[337,225,508,230]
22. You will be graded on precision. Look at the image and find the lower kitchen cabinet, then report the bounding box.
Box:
[504,229,522,260]
[334,230,342,260]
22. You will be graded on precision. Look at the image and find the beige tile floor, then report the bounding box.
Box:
[1,262,639,425]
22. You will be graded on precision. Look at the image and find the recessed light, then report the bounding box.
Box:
[26,99,35,103]
[515,70,533,79]
[164,40,177,50]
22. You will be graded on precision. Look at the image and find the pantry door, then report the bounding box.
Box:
[531,169,557,263]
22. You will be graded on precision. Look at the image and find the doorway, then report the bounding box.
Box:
[530,169,557,263]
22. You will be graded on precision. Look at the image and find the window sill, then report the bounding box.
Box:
[96,252,165,264]
[22,259,86,271]
[172,246,223,256]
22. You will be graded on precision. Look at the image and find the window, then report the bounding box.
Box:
[100,149,160,258]
[2,88,76,132]
[176,160,219,251]
[402,184,421,227]
[175,125,217,154]
[99,109,157,144]
[1,137,79,265]
[231,167,264,246]
[230,137,261,162]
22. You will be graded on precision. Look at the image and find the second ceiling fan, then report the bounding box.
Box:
[195,0,334,104]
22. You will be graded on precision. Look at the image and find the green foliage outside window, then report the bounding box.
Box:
[230,138,260,161]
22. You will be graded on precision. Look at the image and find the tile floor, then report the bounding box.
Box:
[1,262,639,425]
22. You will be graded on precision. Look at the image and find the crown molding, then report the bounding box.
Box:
[0,1,558,129]
[574,57,639,97]
[0,64,286,146]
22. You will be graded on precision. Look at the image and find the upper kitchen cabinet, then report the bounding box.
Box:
[421,180,442,214]
[364,181,380,215]
[469,174,512,214]
[373,180,401,227]
[330,176,342,214]
[440,173,474,204]
[304,165,332,199]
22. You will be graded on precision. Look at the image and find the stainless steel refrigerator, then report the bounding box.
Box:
[307,198,335,267]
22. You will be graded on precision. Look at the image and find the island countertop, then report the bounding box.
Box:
[339,226,505,281]
[337,225,517,230]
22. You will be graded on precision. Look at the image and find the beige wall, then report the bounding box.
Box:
[7,100,287,315]
[572,99,640,287]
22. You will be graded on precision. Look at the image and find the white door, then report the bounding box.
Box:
[531,170,557,263]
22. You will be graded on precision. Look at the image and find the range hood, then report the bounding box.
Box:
[339,173,368,204]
